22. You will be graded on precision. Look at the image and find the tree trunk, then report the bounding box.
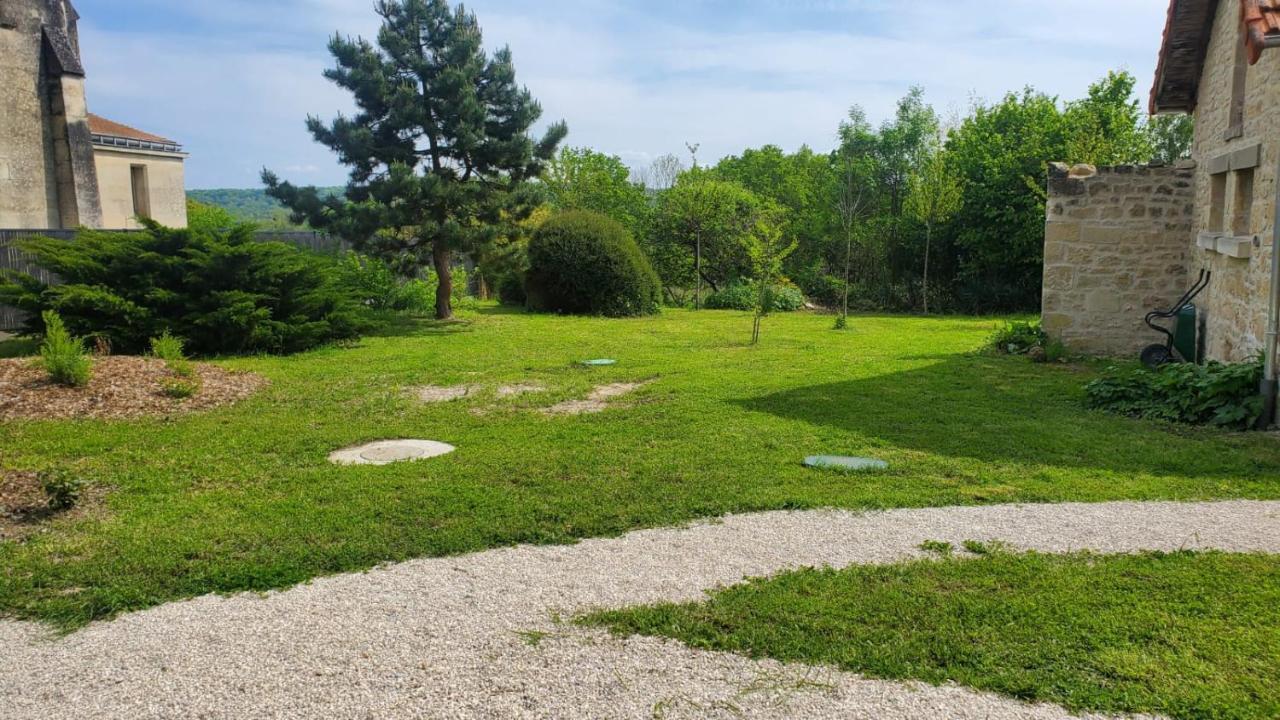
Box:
[841,225,853,321]
[433,243,453,320]
[695,232,703,310]
[922,222,932,315]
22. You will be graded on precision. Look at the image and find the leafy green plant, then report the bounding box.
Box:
[1086,357,1265,430]
[40,469,86,511]
[336,252,401,310]
[704,283,805,313]
[150,331,194,378]
[0,224,370,356]
[160,377,200,399]
[37,310,92,387]
[990,320,1048,356]
[525,210,661,317]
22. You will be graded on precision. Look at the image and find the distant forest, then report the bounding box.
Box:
[187,188,343,229]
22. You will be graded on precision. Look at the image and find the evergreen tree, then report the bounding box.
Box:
[263,0,567,319]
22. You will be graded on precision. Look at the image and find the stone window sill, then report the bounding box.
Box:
[1197,231,1255,259]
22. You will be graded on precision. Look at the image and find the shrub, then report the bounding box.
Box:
[705,283,806,312]
[1085,357,1265,430]
[497,272,527,306]
[37,310,92,387]
[991,320,1048,355]
[336,252,400,310]
[391,279,436,315]
[150,331,195,378]
[525,210,661,317]
[0,224,370,355]
[160,376,200,399]
[40,469,86,511]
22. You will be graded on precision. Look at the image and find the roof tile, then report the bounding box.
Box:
[1244,0,1280,63]
[87,113,177,146]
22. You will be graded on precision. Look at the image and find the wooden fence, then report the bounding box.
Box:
[0,229,350,330]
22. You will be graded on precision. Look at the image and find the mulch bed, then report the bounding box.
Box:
[0,470,59,542]
[0,356,267,421]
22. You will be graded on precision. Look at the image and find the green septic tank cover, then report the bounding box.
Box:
[803,455,889,472]
[581,359,617,366]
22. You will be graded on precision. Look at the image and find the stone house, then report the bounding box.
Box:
[0,0,187,230]
[1043,0,1279,366]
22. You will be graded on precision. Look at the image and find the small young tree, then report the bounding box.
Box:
[263,0,567,320]
[905,141,962,314]
[747,219,797,345]
[831,153,873,329]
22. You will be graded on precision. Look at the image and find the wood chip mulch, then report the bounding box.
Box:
[0,356,268,421]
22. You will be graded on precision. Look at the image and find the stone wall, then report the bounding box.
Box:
[1186,0,1279,362]
[0,0,100,230]
[1041,162,1197,356]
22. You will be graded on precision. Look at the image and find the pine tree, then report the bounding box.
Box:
[263,0,567,319]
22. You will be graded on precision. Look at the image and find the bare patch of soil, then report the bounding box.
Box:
[413,385,474,403]
[543,382,650,416]
[496,383,546,398]
[0,468,110,542]
[0,357,267,421]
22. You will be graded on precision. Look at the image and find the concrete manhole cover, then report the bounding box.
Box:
[803,455,889,472]
[329,440,456,466]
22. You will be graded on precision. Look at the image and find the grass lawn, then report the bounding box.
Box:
[2,307,1279,629]
[581,550,1280,720]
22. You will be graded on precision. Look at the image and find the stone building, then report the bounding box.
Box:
[88,114,188,228]
[1043,0,1279,364]
[0,0,186,230]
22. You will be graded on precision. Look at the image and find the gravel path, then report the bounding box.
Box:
[3,500,1279,719]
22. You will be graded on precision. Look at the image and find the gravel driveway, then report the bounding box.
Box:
[3,500,1279,719]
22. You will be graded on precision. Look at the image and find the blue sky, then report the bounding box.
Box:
[73,0,1173,189]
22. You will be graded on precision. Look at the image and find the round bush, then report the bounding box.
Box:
[704,283,806,312]
[525,211,661,317]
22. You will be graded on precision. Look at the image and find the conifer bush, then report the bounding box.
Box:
[37,310,92,387]
[525,211,661,317]
[0,223,370,356]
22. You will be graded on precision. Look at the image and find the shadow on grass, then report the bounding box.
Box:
[738,354,1280,479]
[474,304,529,317]
[0,336,36,359]
[365,313,478,339]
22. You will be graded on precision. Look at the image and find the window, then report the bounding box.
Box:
[1227,24,1248,140]
[1232,167,1255,236]
[130,165,151,219]
[1209,172,1227,232]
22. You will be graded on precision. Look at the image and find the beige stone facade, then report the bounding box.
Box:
[1042,163,1197,356]
[89,120,188,229]
[1183,0,1278,361]
[0,0,187,231]
[1047,0,1280,363]
[93,148,187,229]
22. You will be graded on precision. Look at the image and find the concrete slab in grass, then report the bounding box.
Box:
[803,455,889,472]
[329,440,456,466]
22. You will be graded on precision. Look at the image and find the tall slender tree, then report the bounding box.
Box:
[263,0,567,320]
[905,135,963,314]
